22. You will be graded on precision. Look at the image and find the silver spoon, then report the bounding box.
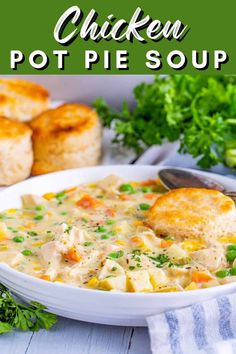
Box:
[158,168,236,200]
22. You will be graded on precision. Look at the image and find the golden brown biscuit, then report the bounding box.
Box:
[147,188,236,243]
[30,103,102,175]
[0,116,33,185]
[0,79,49,122]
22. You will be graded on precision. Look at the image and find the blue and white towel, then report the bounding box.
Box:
[147,294,236,354]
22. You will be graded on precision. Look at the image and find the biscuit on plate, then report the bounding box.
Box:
[147,188,236,243]
[0,116,33,185]
[0,79,49,122]
[30,103,102,175]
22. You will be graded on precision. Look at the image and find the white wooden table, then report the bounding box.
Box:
[1,318,151,354]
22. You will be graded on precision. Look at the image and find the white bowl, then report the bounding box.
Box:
[0,165,236,327]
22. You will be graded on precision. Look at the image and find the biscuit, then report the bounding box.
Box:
[0,79,49,122]
[30,103,102,175]
[147,188,236,243]
[0,116,33,185]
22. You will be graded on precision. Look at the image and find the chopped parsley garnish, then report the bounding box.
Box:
[64,226,72,234]
[107,250,124,260]
[84,242,93,247]
[96,226,107,233]
[60,211,68,216]
[148,254,170,268]
[129,266,135,270]
[27,231,38,237]
[111,267,117,272]
[55,191,66,204]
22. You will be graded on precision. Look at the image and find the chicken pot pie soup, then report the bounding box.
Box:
[0,175,236,293]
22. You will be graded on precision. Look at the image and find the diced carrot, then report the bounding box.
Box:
[141,179,157,186]
[40,275,51,281]
[64,247,82,262]
[160,239,174,248]
[144,193,157,200]
[191,271,213,283]
[130,236,144,247]
[119,194,130,201]
[76,195,102,209]
[105,208,116,217]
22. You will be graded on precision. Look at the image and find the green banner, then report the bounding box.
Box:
[0,0,235,74]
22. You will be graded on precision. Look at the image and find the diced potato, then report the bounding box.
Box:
[99,259,125,279]
[149,269,168,289]
[22,194,48,207]
[99,275,126,291]
[167,244,188,261]
[126,270,153,292]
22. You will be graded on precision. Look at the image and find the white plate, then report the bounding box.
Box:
[0,165,236,327]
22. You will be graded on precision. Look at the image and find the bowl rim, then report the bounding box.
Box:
[0,164,236,299]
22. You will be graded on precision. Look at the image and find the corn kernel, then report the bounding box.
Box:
[181,240,205,251]
[43,192,55,200]
[115,240,126,246]
[185,282,198,291]
[219,236,236,243]
[87,277,99,288]
[33,266,42,271]
[32,241,45,247]
[6,208,17,214]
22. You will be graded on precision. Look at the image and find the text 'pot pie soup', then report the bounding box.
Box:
[1,175,236,293]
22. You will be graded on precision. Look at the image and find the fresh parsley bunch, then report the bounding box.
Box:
[93,75,236,169]
[0,284,57,334]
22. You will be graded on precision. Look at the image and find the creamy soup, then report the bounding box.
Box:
[0,175,235,292]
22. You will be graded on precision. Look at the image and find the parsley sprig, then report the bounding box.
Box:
[93,75,236,169]
[0,284,57,334]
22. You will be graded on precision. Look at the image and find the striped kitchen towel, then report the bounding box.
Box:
[147,294,236,354]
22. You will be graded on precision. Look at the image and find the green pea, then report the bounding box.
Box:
[119,184,135,194]
[34,215,44,221]
[106,219,115,225]
[13,236,25,243]
[97,226,107,233]
[229,267,236,276]
[139,203,150,210]
[215,269,229,278]
[35,205,45,211]
[141,186,152,193]
[101,235,109,240]
[226,250,236,262]
[27,231,38,237]
[22,249,33,256]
